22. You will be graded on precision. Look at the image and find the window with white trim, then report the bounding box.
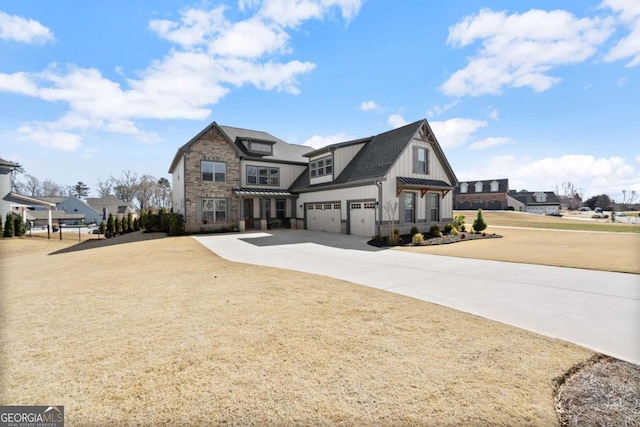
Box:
[310,155,333,178]
[276,199,286,219]
[202,161,226,182]
[247,166,280,186]
[249,142,273,154]
[475,181,483,192]
[416,148,429,174]
[490,181,499,192]
[460,183,468,193]
[202,198,227,222]
[428,193,439,222]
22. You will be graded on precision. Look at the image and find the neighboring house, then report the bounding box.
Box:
[86,195,135,221]
[453,179,510,210]
[0,157,55,229]
[169,119,458,237]
[32,196,103,225]
[169,123,311,233]
[508,190,561,214]
[291,120,458,237]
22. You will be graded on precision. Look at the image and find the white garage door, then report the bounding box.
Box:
[350,202,376,237]
[307,203,341,233]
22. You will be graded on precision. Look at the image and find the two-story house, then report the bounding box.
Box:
[169,123,311,233]
[453,179,510,210]
[291,119,458,236]
[169,119,458,237]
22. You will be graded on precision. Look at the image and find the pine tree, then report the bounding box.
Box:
[14,218,24,237]
[106,213,115,237]
[115,217,122,234]
[4,213,14,238]
[127,212,134,232]
[472,209,487,233]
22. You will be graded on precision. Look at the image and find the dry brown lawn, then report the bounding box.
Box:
[0,234,593,426]
[396,226,640,274]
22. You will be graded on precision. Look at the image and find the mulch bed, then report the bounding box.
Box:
[554,354,640,426]
[369,232,502,248]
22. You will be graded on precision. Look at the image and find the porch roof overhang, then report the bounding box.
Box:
[396,177,454,197]
[233,188,295,197]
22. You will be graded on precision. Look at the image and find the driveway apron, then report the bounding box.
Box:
[194,230,640,364]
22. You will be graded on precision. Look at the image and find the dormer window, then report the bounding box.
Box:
[460,183,468,193]
[490,181,499,192]
[249,141,273,155]
[535,193,547,202]
[475,182,483,192]
[310,155,333,178]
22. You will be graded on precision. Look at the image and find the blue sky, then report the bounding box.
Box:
[0,0,638,200]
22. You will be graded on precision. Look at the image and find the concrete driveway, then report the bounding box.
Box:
[195,230,640,364]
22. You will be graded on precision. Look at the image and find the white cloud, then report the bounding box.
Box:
[303,131,352,149]
[1,2,357,151]
[458,154,639,195]
[426,100,459,117]
[469,137,512,150]
[441,8,614,96]
[16,125,82,151]
[603,0,640,67]
[429,118,487,149]
[387,114,408,128]
[0,11,55,44]
[487,108,500,121]
[360,100,379,111]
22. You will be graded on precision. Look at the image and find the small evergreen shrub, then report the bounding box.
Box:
[0,215,3,237]
[14,218,24,237]
[453,214,465,231]
[428,224,442,237]
[451,227,459,236]
[127,212,134,232]
[473,209,487,233]
[99,221,106,235]
[444,223,455,234]
[121,215,129,233]
[115,217,122,234]
[4,213,14,238]
[168,213,184,235]
[133,218,139,231]
[106,213,115,237]
[410,226,419,236]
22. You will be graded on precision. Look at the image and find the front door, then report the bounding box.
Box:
[243,199,254,229]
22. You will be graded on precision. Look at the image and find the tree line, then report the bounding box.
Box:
[11,167,172,211]
[555,181,637,211]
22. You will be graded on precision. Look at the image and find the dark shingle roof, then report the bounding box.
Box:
[455,178,509,195]
[397,177,453,188]
[510,191,560,205]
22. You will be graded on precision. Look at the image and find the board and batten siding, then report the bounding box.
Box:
[0,166,12,221]
[171,156,186,216]
[240,160,307,189]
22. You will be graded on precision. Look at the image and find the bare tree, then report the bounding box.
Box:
[136,174,157,211]
[22,174,44,197]
[42,180,70,196]
[555,181,584,210]
[9,163,25,193]
[383,201,397,237]
[155,177,171,209]
[111,170,140,205]
[96,179,113,197]
[618,190,638,210]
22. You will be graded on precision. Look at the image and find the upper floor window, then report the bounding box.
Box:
[460,183,468,193]
[247,166,280,186]
[535,193,547,202]
[310,156,333,178]
[414,147,429,174]
[249,142,273,155]
[202,161,226,182]
[475,181,484,192]
[490,181,499,192]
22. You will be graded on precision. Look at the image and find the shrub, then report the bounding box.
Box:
[168,213,184,235]
[410,226,419,236]
[451,227,459,236]
[0,215,3,237]
[453,214,465,230]
[472,209,487,233]
[99,221,106,235]
[4,213,14,238]
[428,224,442,237]
[106,213,115,237]
[133,217,139,231]
[115,217,122,234]
[14,218,24,237]
[127,212,134,232]
[444,223,455,234]
[121,215,129,233]
[412,233,424,245]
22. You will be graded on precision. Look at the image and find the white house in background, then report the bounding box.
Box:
[0,158,55,229]
[508,190,561,214]
[32,196,103,225]
[291,119,458,237]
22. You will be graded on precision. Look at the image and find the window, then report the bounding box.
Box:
[403,192,415,223]
[475,182,484,192]
[202,198,227,222]
[428,193,439,222]
[490,181,499,192]
[460,183,468,193]
[414,147,429,174]
[202,161,226,182]
[249,142,272,154]
[276,199,286,219]
[247,166,279,186]
[310,155,333,177]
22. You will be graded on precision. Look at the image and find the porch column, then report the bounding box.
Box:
[260,198,268,231]
[47,207,53,231]
[238,196,245,232]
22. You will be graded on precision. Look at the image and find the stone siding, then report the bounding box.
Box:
[183,126,240,233]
